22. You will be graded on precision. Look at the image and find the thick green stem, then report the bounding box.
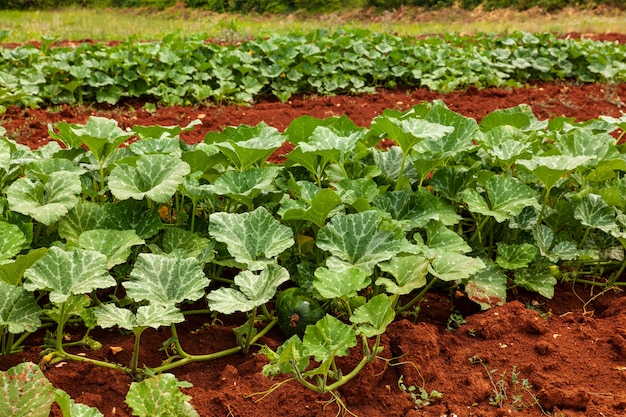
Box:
[55,303,67,353]
[154,318,278,374]
[578,226,592,250]
[182,309,212,317]
[536,186,552,226]
[0,328,9,355]
[324,336,380,392]
[470,215,490,243]
[156,346,243,374]
[190,197,198,233]
[33,222,44,247]
[129,328,144,376]
[53,303,129,373]
[296,335,382,394]
[11,332,32,352]
[396,277,439,314]
[60,350,129,372]
[341,298,353,318]
[606,257,626,286]
[169,323,192,358]
[98,161,106,203]
[394,153,408,191]
[243,308,257,354]
[7,333,14,355]
[260,304,273,321]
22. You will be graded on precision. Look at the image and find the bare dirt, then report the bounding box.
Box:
[1,36,626,417]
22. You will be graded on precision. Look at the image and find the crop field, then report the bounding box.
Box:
[0,7,626,417]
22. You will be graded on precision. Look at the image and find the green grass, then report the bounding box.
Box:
[1,5,625,43]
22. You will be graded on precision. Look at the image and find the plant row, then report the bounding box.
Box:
[1,102,626,414]
[1,0,621,13]
[1,29,625,108]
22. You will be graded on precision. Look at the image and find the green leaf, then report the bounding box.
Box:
[0,248,47,286]
[430,164,478,203]
[0,137,11,172]
[374,190,460,231]
[517,155,593,190]
[350,294,395,337]
[0,362,55,417]
[261,335,309,377]
[313,266,370,299]
[205,122,284,171]
[574,194,620,235]
[57,201,107,242]
[369,112,453,157]
[161,228,214,264]
[79,229,145,269]
[480,104,546,131]
[334,178,380,207]
[495,242,538,270]
[179,171,215,203]
[108,154,190,203]
[429,252,486,282]
[181,143,225,176]
[6,171,81,225]
[394,117,455,154]
[299,125,363,160]
[480,126,532,165]
[124,253,209,305]
[281,188,342,228]
[556,128,617,162]
[303,315,357,363]
[0,222,26,265]
[42,294,90,325]
[50,117,132,160]
[95,303,184,330]
[206,265,289,314]
[125,374,199,417]
[70,116,131,159]
[209,207,294,271]
[372,147,418,185]
[132,120,201,141]
[23,247,114,304]
[533,225,579,262]
[0,281,41,333]
[284,114,361,145]
[465,263,507,310]
[462,175,538,222]
[419,101,479,158]
[316,211,405,274]
[25,158,86,181]
[376,254,429,295]
[103,200,163,239]
[514,265,557,299]
[213,167,281,208]
[213,167,280,195]
[129,137,182,158]
[424,221,471,254]
[54,389,104,417]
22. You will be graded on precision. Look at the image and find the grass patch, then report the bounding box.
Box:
[1,5,625,42]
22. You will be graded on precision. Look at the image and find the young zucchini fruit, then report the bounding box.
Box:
[276,287,325,338]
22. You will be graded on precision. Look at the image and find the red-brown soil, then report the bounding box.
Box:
[1,36,626,417]
[2,82,626,157]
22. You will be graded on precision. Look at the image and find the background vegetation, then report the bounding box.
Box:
[0,0,623,12]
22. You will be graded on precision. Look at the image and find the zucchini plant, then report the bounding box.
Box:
[0,103,625,412]
[1,30,626,107]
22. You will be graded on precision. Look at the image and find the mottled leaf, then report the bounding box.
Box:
[123,253,209,305]
[24,247,114,304]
